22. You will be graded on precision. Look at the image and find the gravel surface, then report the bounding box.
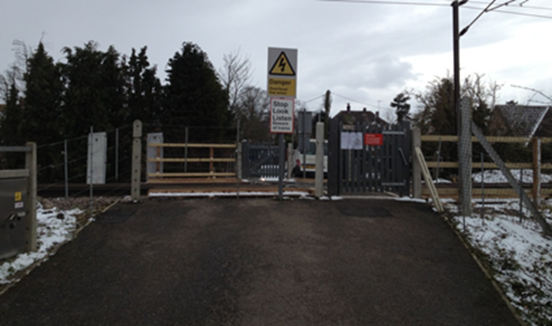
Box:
[0,198,520,325]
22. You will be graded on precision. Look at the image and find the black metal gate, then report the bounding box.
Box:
[241,141,281,179]
[328,119,411,196]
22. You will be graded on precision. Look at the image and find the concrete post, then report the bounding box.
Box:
[412,127,422,198]
[25,142,37,252]
[131,120,142,201]
[315,122,324,198]
[459,98,472,216]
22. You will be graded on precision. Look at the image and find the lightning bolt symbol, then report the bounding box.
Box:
[279,58,286,72]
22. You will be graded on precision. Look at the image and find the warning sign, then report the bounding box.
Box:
[268,78,296,97]
[364,133,384,146]
[267,48,297,99]
[269,52,296,76]
[270,98,295,134]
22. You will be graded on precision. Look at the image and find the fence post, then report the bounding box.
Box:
[532,137,541,206]
[25,142,37,252]
[115,127,119,181]
[328,118,340,197]
[131,120,142,201]
[89,127,94,213]
[412,127,422,198]
[64,139,68,198]
[459,98,472,217]
[315,122,324,198]
[241,140,249,179]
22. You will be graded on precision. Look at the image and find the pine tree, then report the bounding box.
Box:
[125,47,162,125]
[23,42,63,143]
[390,93,411,124]
[164,42,231,141]
[60,41,126,137]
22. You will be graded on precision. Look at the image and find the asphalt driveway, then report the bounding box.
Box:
[0,197,519,325]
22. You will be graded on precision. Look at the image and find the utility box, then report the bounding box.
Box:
[0,177,28,260]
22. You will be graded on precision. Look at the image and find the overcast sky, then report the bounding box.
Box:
[2,0,552,119]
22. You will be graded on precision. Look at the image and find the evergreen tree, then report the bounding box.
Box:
[164,42,231,141]
[23,42,63,143]
[125,47,162,125]
[0,81,23,146]
[22,42,64,181]
[60,41,126,138]
[390,93,411,123]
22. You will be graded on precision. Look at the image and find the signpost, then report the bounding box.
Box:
[268,47,297,199]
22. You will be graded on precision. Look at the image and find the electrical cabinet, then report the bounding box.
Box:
[0,178,28,260]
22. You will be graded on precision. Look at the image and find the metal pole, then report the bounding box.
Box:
[481,152,485,222]
[89,126,94,214]
[278,134,285,199]
[115,127,119,181]
[519,168,523,221]
[184,127,189,173]
[453,0,463,206]
[64,139,69,198]
[236,120,240,199]
[302,109,307,179]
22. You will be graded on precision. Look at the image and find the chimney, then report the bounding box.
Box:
[346,103,351,112]
[363,107,367,112]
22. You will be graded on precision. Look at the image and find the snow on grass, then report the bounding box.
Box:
[442,199,552,326]
[0,204,84,285]
[472,168,552,184]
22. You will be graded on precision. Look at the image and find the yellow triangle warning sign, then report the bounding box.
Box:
[269,52,296,76]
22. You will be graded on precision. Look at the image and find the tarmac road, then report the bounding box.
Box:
[0,198,520,325]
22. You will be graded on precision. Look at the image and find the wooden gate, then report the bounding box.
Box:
[328,119,411,196]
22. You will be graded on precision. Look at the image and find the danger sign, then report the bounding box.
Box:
[364,133,383,146]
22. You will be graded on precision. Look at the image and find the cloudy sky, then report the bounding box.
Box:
[1,0,551,119]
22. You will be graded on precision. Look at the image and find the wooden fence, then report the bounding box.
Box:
[147,142,237,181]
[419,134,552,199]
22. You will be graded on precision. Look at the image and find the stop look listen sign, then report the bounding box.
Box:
[269,98,294,134]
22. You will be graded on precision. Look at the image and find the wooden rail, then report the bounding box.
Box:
[418,133,552,201]
[147,142,237,180]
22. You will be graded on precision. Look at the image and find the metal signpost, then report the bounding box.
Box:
[268,47,297,199]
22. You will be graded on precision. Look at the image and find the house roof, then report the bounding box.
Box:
[333,107,388,126]
[490,104,550,137]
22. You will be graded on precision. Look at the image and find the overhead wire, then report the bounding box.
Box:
[320,0,552,19]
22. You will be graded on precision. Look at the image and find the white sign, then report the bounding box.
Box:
[341,132,363,150]
[270,98,295,134]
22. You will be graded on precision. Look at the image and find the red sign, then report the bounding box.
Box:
[364,133,383,146]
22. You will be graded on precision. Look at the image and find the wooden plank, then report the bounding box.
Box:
[148,172,236,178]
[147,158,235,163]
[147,178,243,184]
[414,147,444,212]
[425,162,533,169]
[0,169,29,179]
[148,143,236,149]
[422,186,549,198]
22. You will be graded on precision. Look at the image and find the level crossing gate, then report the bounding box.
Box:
[328,119,412,197]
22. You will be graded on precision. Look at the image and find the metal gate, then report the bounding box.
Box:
[241,141,281,179]
[328,119,411,196]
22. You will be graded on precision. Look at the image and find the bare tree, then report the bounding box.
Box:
[218,50,252,118]
[0,40,32,101]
